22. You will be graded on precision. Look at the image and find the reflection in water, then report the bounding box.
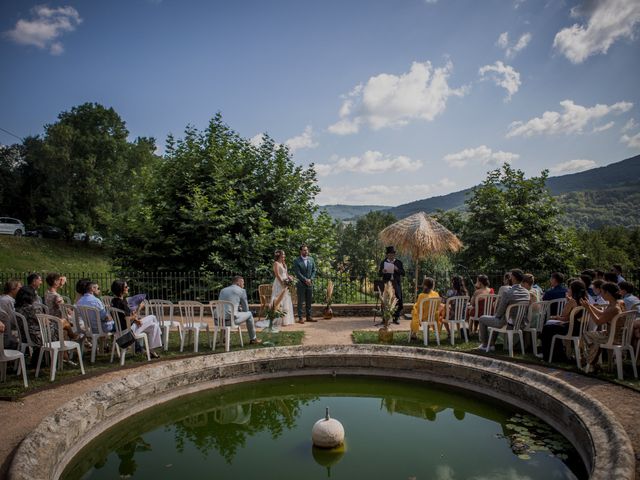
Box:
[115,437,151,478]
[173,396,308,463]
[62,377,586,480]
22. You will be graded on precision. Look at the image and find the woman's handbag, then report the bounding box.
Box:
[116,328,136,349]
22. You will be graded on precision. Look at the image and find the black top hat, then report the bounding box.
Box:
[385,246,396,254]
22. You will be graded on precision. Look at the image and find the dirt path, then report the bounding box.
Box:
[1,317,638,478]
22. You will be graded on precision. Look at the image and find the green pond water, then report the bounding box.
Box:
[63,376,586,479]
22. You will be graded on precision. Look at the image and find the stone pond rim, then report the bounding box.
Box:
[8,344,635,480]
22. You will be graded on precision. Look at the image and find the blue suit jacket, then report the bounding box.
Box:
[293,256,316,287]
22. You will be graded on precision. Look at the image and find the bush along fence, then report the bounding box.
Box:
[0,269,602,305]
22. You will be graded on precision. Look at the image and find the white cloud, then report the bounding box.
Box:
[621,131,640,148]
[4,5,82,55]
[444,145,519,168]
[317,178,455,205]
[249,133,266,147]
[496,31,532,58]
[622,118,637,133]
[478,61,521,101]
[550,159,597,174]
[284,125,318,153]
[507,99,633,138]
[592,121,615,133]
[328,61,468,135]
[314,150,423,177]
[553,0,640,64]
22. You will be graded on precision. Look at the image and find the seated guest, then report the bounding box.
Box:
[410,277,442,341]
[612,264,625,283]
[15,286,43,367]
[477,269,530,351]
[74,278,91,304]
[603,272,619,284]
[590,279,607,305]
[26,273,43,304]
[44,272,78,340]
[594,269,605,280]
[110,280,161,358]
[218,276,261,344]
[580,282,623,371]
[541,279,586,362]
[445,275,468,298]
[580,273,596,303]
[543,272,567,315]
[468,275,494,318]
[497,272,512,297]
[522,274,540,304]
[76,281,114,333]
[618,281,640,312]
[0,279,21,349]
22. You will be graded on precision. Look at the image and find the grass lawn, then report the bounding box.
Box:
[352,329,640,391]
[0,236,112,273]
[0,329,304,399]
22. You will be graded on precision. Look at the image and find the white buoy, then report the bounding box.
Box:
[312,407,345,449]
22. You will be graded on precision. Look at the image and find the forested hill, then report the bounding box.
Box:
[319,204,388,221]
[386,154,640,227]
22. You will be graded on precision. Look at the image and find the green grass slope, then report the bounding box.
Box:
[0,237,112,273]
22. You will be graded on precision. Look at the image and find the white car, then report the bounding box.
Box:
[0,217,25,236]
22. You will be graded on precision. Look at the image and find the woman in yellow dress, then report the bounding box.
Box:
[410,277,443,341]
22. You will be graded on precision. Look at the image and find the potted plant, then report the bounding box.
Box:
[323,280,334,319]
[378,282,398,342]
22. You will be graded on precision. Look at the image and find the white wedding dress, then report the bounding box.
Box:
[271,262,295,326]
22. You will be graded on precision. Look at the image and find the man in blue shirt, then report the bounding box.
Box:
[76,281,114,332]
[542,272,567,316]
[619,281,640,312]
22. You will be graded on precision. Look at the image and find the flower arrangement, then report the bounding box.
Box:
[325,280,334,308]
[264,287,289,331]
[380,281,398,329]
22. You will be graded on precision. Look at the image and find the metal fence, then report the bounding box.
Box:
[0,269,575,305]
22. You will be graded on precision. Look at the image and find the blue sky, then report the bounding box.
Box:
[1,0,639,206]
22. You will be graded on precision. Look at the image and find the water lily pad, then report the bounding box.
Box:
[517,454,531,460]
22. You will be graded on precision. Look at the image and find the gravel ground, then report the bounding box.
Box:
[1,316,638,478]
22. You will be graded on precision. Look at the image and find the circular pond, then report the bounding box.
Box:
[61,375,586,479]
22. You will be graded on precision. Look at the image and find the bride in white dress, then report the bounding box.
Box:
[271,250,295,326]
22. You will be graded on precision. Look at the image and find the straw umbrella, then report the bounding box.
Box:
[378,212,463,298]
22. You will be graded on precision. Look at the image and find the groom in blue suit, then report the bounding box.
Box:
[293,244,317,323]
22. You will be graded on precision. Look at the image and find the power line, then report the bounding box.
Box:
[0,127,24,142]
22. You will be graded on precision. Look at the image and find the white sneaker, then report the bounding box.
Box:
[477,344,487,350]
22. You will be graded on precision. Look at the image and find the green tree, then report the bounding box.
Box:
[112,114,332,273]
[334,210,397,278]
[1,103,156,237]
[460,164,576,273]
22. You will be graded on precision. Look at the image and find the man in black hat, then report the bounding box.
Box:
[378,246,405,324]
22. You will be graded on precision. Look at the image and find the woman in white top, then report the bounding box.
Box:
[271,250,295,326]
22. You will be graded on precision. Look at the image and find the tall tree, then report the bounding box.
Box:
[112,114,332,273]
[460,164,576,273]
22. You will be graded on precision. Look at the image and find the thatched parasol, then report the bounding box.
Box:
[378,212,463,297]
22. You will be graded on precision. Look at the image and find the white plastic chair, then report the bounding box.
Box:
[486,303,529,357]
[108,307,150,365]
[15,311,37,358]
[468,294,498,334]
[35,314,85,382]
[413,297,441,346]
[178,301,210,352]
[210,300,244,352]
[0,334,28,387]
[444,296,470,345]
[523,300,550,358]
[146,299,182,351]
[76,305,113,363]
[549,306,586,367]
[597,310,638,380]
[547,298,567,318]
